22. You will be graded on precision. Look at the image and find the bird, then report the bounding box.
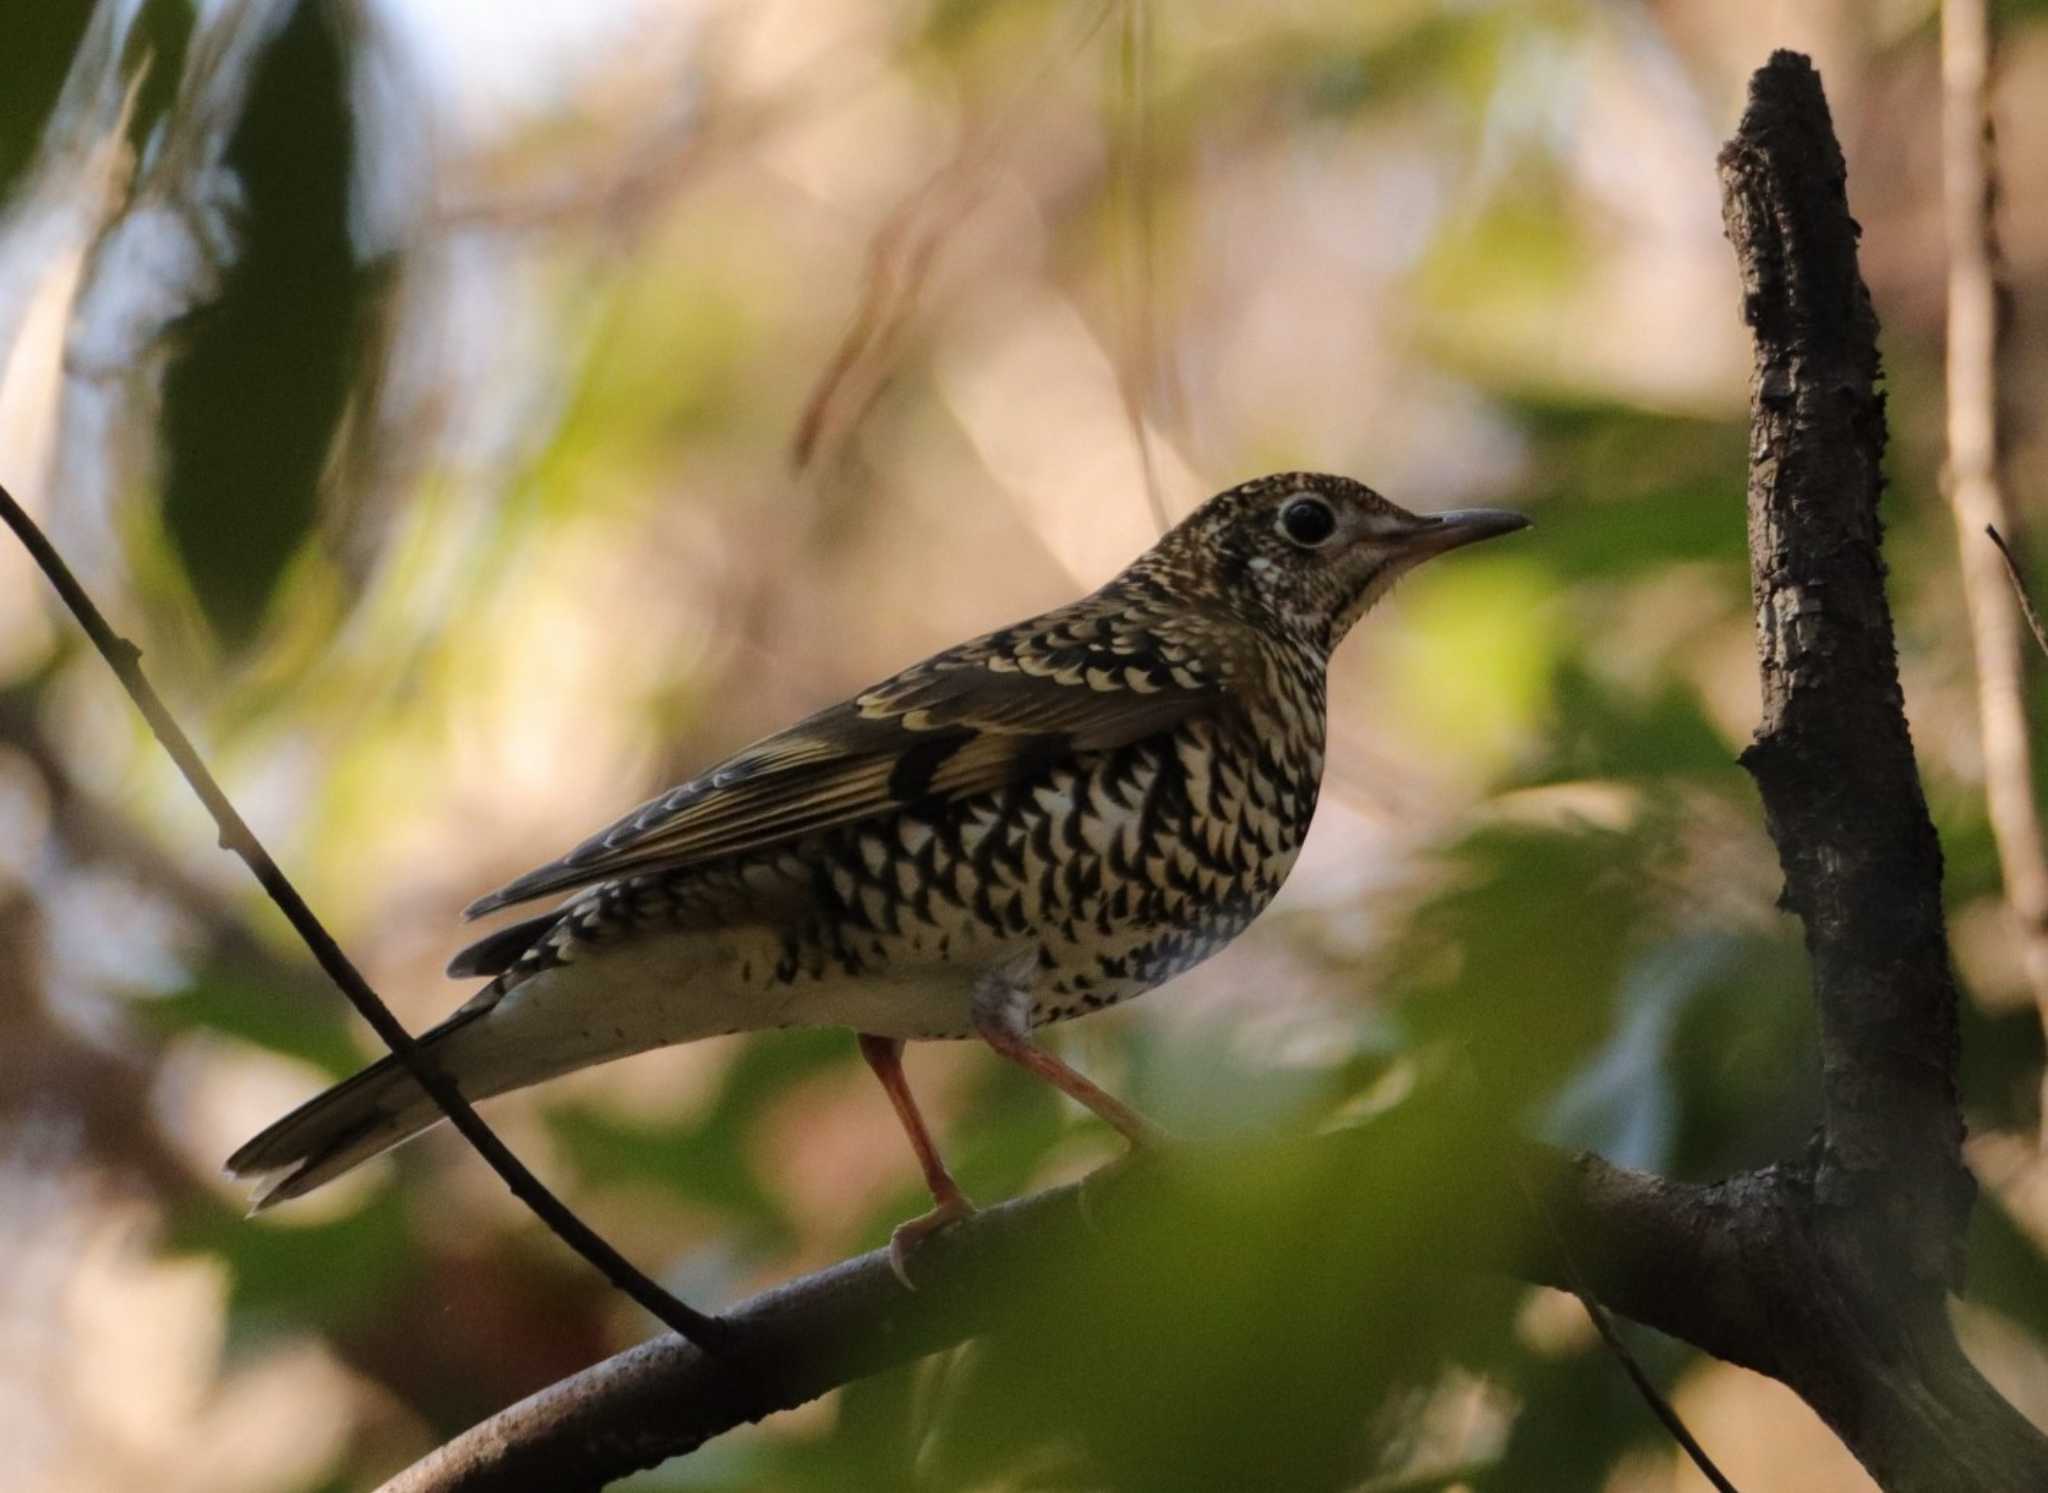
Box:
[227,473,1526,1280]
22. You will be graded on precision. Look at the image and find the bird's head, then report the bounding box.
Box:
[1150,472,1529,655]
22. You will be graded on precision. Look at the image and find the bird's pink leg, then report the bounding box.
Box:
[971,1002,1170,1148]
[858,1033,974,1287]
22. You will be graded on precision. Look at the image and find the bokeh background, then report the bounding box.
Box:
[3,0,2048,1489]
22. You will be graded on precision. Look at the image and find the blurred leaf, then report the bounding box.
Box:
[141,966,367,1077]
[1418,162,1583,317]
[1299,11,1510,118]
[0,2,93,203]
[1964,1191,2048,1344]
[1388,553,1561,772]
[914,1108,1528,1492]
[1392,818,1664,1122]
[166,1185,414,1333]
[1479,1327,1696,1493]
[545,1028,850,1240]
[1543,933,1738,1169]
[158,0,380,646]
[522,263,753,523]
[119,0,195,162]
[920,0,1054,50]
[1532,664,1735,785]
[1507,399,1750,581]
[1664,933,1822,1175]
[1959,999,2047,1135]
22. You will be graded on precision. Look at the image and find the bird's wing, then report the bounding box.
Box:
[462,611,1240,918]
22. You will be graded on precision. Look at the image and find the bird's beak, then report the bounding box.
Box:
[1392,507,1531,558]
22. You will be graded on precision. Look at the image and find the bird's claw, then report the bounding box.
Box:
[887,1193,977,1290]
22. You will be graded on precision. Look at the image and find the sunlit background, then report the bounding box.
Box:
[3,0,2047,1489]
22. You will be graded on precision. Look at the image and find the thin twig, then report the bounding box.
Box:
[1506,1159,1739,1493]
[0,480,736,1356]
[1113,0,1170,537]
[788,0,1117,472]
[1579,1297,1736,1491]
[1988,525,2048,662]
[1941,0,2048,1036]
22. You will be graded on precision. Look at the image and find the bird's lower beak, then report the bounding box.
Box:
[1396,507,1531,557]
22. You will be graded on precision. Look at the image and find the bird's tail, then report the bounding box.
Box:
[229,938,743,1209]
[226,1002,510,1211]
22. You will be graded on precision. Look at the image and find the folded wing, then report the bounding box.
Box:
[463,613,1240,919]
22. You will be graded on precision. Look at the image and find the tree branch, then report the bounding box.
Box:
[1717,49,2047,1489]
[1939,0,2048,1074]
[379,1116,1755,1493]
[1722,48,1972,1262]
[0,481,735,1356]
[1988,526,2048,663]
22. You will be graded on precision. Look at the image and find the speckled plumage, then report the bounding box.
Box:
[229,473,1526,1230]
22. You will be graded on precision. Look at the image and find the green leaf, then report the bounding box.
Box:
[545,1028,852,1239]
[1391,818,1668,1123]
[165,1184,414,1333]
[120,0,195,161]
[1532,664,1737,785]
[158,0,380,646]
[0,2,94,205]
[141,967,366,1077]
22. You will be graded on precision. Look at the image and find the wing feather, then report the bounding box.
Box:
[463,615,1239,918]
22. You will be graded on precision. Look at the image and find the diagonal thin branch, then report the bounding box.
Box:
[1987,525,2048,662]
[788,1,1117,473]
[0,479,736,1357]
[1111,0,1170,538]
[1505,1163,1739,1492]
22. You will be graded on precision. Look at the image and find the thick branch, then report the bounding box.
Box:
[1720,50,1971,1266]
[1719,50,2048,1492]
[0,482,734,1355]
[379,1116,1753,1493]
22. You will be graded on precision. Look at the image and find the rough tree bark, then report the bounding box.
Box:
[372,52,2048,1493]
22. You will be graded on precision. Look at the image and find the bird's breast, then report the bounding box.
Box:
[768,709,1322,1027]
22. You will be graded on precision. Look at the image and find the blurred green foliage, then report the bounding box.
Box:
[158,0,383,646]
[0,5,94,201]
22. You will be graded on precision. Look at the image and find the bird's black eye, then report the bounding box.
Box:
[1279,496,1337,548]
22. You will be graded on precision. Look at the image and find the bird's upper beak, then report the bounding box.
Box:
[1389,507,1531,558]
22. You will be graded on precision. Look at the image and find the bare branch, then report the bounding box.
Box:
[1719,50,2048,1491]
[0,481,735,1356]
[378,1117,1757,1493]
[1940,0,2048,1049]
[1988,525,2048,661]
[788,2,1116,472]
[1721,48,1971,1260]
[1111,0,1170,537]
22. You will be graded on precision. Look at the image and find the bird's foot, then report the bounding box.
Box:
[887,1192,978,1290]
